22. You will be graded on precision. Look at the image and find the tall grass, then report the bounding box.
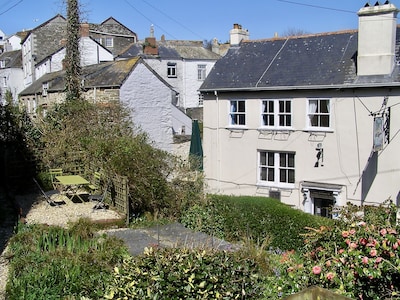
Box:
[6,218,129,299]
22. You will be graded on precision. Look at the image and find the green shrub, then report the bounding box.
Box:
[105,246,265,299]
[182,195,333,251]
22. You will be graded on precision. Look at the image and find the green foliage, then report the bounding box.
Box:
[181,195,334,250]
[265,200,400,299]
[6,220,129,299]
[104,247,265,299]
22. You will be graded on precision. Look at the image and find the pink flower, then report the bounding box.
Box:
[349,242,358,249]
[393,242,399,250]
[375,257,383,264]
[342,231,349,238]
[388,228,397,234]
[312,265,322,275]
[326,260,331,267]
[370,249,378,257]
[339,249,345,254]
[349,229,356,235]
[362,256,369,264]
[326,272,335,281]
[359,238,368,246]
[380,228,387,236]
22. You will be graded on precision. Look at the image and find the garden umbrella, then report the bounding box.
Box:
[189,119,203,171]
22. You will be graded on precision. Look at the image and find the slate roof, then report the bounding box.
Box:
[118,40,221,60]
[20,57,141,96]
[200,28,400,92]
[0,50,22,68]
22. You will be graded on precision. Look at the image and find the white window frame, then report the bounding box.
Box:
[198,93,204,107]
[307,98,331,130]
[229,100,246,126]
[42,82,48,96]
[0,60,5,68]
[197,64,206,80]
[167,62,177,78]
[258,150,295,188]
[105,37,113,47]
[261,99,292,129]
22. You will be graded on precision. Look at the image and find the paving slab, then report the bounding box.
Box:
[104,222,238,256]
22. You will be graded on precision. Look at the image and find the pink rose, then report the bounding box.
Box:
[349,229,356,235]
[312,265,322,275]
[326,260,331,267]
[388,228,397,234]
[339,249,345,254]
[359,238,368,246]
[342,231,349,238]
[362,256,369,264]
[380,228,387,236]
[393,242,399,250]
[370,249,377,257]
[326,272,335,281]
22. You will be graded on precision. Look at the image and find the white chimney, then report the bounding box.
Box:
[357,1,399,76]
[230,24,249,45]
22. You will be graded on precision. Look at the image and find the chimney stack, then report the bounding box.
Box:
[230,24,249,45]
[143,37,158,55]
[357,1,399,76]
[80,23,90,38]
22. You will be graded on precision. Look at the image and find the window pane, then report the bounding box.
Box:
[286,115,291,126]
[280,153,286,167]
[288,153,295,167]
[320,115,329,127]
[320,100,329,113]
[260,168,267,181]
[269,101,274,112]
[238,101,245,112]
[231,101,237,112]
[260,153,266,165]
[279,101,284,113]
[279,115,284,126]
[267,168,274,181]
[267,153,274,166]
[280,169,287,182]
[288,169,295,183]
[286,101,291,113]
[310,115,319,126]
[238,114,245,125]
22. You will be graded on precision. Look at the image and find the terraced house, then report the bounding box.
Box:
[200,2,400,217]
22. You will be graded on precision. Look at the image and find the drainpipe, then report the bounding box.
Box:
[215,90,221,193]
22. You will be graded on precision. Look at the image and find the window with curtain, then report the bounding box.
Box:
[259,150,295,185]
[229,100,246,126]
[261,99,292,127]
[308,99,330,128]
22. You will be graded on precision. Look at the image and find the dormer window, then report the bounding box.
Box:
[42,82,48,96]
[105,37,113,47]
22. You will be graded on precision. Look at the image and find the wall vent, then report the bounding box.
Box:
[269,190,281,201]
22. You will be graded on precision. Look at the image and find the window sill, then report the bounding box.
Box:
[258,127,294,132]
[225,125,248,131]
[303,127,334,133]
[257,182,295,190]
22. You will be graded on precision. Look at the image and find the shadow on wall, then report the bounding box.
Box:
[361,151,378,203]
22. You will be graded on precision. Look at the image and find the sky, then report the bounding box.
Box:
[1,0,400,42]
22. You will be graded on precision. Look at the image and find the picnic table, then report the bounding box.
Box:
[55,175,90,202]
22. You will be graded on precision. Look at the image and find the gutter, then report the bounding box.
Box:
[199,82,400,93]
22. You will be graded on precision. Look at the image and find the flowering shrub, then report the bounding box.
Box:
[264,200,400,299]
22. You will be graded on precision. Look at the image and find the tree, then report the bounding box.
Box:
[281,27,310,37]
[65,0,82,101]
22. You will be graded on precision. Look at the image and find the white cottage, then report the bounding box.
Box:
[19,57,192,153]
[199,2,400,217]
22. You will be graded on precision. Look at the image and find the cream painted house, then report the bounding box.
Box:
[200,2,400,217]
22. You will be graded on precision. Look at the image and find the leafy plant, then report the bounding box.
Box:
[105,246,265,299]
